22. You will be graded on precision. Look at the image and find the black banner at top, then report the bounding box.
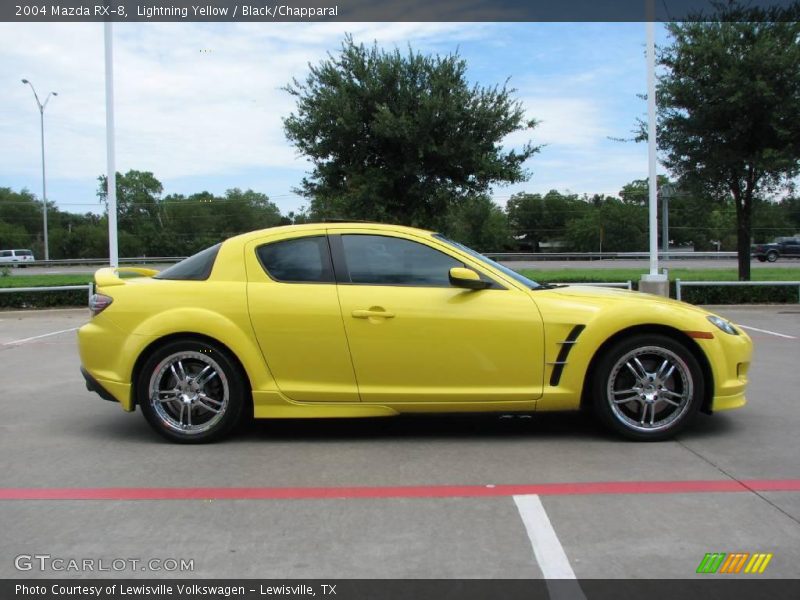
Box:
[2,0,800,22]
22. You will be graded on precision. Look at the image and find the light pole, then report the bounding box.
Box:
[661,183,675,255]
[21,79,57,261]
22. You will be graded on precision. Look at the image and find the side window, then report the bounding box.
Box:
[257,236,334,283]
[341,235,462,286]
[0,251,11,257]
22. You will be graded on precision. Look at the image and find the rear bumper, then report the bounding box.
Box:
[78,319,140,411]
[80,367,118,403]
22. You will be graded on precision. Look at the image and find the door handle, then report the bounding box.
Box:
[352,308,395,319]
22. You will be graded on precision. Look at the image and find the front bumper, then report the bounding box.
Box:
[705,326,753,412]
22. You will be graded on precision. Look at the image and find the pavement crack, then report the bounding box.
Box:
[676,438,800,528]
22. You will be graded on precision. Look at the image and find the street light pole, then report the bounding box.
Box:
[104,22,119,268]
[638,0,669,297]
[21,79,57,262]
[661,184,671,255]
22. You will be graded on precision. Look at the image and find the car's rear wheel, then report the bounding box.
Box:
[767,250,779,262]
[137,339,245,443]
[592,334,703,441]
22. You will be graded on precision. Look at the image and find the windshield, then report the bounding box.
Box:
[433,234,541,289]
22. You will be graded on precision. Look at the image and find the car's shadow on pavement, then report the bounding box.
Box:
[73,408,613,444]
[73,403,744,445]
[235,411,611,443]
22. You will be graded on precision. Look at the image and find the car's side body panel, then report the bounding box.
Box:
[77,223,752,431]
[244,228,360,402]
[328,226,546,404]
[78,240,279,410]
[528,287,751,412]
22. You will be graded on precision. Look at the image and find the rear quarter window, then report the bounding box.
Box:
[154,244,221,281]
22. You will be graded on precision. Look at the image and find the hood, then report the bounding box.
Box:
[543,284,714,316]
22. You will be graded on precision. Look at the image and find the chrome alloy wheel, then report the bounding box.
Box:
[606,346,693,434]
[148,351,229,434]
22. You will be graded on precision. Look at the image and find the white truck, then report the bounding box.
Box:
[0,249,35,267]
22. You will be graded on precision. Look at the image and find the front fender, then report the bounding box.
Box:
[531,288,722,411]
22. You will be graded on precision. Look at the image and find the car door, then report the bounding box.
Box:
[245,231,358,402]
[784,240,800,257]
[331,231,545,404]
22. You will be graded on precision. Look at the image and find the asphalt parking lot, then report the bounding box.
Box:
[0,306,799,583]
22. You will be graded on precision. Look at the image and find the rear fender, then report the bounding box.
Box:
[128,308,277,394]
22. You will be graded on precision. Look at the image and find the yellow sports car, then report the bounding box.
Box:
[78,223,752,443]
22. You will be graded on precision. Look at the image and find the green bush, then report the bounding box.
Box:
[676,283,798,305]
[0,288,89,309]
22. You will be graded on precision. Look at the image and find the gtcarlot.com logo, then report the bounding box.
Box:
[696,552,773,574]
[14,554,194,573]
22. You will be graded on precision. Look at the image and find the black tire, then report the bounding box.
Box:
[136,338,246,443]
[756,256,767,263]
[767,251,779,262]
[591,334,704,441]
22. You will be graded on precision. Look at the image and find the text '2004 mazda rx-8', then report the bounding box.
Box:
[78,223,752,443]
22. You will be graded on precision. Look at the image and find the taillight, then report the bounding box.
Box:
[89,293,113,316]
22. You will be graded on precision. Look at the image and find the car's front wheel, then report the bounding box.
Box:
[137,339,246,443]
[592,334,704,441]
[767,250,779,262]
[756,256,767,263]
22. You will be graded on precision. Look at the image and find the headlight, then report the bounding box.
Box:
[707,315,738,335]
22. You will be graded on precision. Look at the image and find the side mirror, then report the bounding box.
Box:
[449,267,490,290]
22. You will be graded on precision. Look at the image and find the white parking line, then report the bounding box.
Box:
[738,325,797,340]
[2,327,79,346]
[513,494,586,598]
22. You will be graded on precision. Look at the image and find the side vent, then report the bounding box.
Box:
[548,325,586,386]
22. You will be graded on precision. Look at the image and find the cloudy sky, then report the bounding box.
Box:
[0,21,667,216]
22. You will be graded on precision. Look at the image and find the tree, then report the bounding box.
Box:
[97,170,164,231]
[507,190,590,250]
[619,176,671,206]
[656,5,800,279]
[444,195,512,251]
[283,35,540,229]
[161,189,284,255]
[97,170,166,256]
[662,184,718,250]
[780,197,800,233]
[565,200,648,253]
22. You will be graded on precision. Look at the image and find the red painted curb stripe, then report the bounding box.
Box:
[1,479,799,500]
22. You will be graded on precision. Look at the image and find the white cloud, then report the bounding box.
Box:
[0,21,653,215]
[507,96,609,150]
[0,21,487,187]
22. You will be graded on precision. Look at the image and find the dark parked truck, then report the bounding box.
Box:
[752,237,800,262]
